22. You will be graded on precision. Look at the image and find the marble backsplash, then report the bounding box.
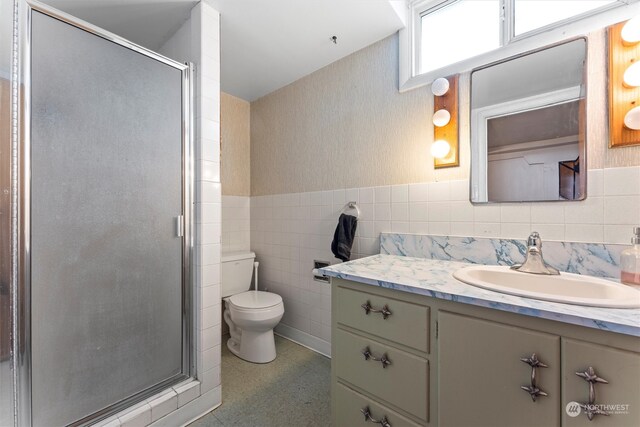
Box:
[380,233,627,279]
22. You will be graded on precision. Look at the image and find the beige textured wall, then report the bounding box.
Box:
[251,34,469,196]
[251,31,639,196]
[221,91,251,196]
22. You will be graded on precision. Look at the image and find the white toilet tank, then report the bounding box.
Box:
[221,251,256,298]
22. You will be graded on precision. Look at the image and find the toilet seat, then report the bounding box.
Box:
[229,291,282,310]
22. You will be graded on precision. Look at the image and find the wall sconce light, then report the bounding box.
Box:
[431,75,459,167]
[608,17,640,147]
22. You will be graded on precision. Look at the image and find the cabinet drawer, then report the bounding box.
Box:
[336,285,429,353]
[335,329,429,421]
[335,383,423,427]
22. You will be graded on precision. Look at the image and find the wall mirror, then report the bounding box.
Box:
[470,38,587,203]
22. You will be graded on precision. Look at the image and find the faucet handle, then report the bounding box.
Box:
[527,232,541,249]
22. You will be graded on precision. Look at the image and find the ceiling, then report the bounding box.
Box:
[207,0,405,101]
[44,0,198,53]
[42,0,405,101]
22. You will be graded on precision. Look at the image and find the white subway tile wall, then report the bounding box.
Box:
[249,166,640,354]
[192,2,222,406]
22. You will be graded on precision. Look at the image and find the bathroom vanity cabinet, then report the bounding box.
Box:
[331,278,640,427]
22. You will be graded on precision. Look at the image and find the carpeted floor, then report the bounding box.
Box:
[189,335,331,427]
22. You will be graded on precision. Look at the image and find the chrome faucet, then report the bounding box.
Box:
[511,232,560,275]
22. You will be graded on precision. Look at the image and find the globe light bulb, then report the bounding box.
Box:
[621,15,640,45]
[433,109,451,127]
[624,106,640,130]
[431,77,450,96]
[623,61,640,87]
[431,139,451,159]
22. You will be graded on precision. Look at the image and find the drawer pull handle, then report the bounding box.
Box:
[361,406,392,427]
[361,300,392,319]
[520,353,549,402]
[362,346,392,368]
[575,366,609,421]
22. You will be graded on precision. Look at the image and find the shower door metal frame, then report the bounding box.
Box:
[12,1,195,425]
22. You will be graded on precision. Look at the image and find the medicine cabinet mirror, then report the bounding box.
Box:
[470,38,587,203]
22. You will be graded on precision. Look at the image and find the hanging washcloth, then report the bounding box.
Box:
[331,213,358,262]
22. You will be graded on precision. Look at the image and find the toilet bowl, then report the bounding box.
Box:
[224,291,284,363]
[221,251,285,363]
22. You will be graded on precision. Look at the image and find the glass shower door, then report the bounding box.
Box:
[27,6,191,426]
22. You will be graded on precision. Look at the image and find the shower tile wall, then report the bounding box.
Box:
[193,2,222,404]
[157,0,223,421]
[250,166,640,354]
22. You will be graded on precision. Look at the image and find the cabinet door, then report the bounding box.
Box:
[438,312,560,427]
[563,338,640,426]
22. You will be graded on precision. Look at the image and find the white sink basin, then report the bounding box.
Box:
[453,265,640,308]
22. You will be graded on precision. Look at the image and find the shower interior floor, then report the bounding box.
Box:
[189,334,331,427]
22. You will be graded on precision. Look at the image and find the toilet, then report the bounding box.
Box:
[222,251,284,363]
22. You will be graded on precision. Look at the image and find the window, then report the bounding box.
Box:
[401,0,634,91]
[420,1,500,73]
[514,1,618,36]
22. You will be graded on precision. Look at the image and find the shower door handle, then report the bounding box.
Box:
[176,215,184,237]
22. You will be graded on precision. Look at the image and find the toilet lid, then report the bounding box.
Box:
[229,291,282,309]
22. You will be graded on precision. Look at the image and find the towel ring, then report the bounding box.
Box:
[341,201,360,218]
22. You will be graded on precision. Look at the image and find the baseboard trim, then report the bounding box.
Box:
[274,324,331,358]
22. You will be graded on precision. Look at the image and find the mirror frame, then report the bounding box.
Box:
[469,36,588,204]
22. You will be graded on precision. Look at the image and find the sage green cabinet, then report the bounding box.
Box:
[332,278,640,427]
[438,312,561,427]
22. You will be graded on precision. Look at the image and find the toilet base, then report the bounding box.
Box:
[227,329,277,364]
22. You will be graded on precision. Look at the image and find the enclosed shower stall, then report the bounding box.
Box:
[1,1,195,425]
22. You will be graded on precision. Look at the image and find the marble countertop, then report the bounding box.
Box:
[320,254,640,337]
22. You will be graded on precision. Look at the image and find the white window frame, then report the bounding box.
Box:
[399,0,640,92]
